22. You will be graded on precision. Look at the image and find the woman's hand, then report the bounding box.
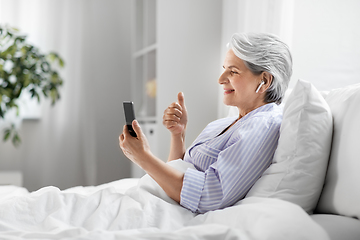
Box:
[163,92,188,136]
[119,119,184,203]
[119,120,151,167]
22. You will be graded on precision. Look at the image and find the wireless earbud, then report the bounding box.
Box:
[255,81,265,93]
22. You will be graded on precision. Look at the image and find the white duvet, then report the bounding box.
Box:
[0,160,329,240]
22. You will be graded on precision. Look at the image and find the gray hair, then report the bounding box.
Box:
[229,33,292,104]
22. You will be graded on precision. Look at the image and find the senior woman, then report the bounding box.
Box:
[119,33,292,214]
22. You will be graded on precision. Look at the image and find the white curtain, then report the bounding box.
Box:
[0,0,132,191]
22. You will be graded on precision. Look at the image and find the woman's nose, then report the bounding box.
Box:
[218,71,229,85]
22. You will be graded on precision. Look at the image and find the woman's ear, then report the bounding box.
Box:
[260,72,273,92]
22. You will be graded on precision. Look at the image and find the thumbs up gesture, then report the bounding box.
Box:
[163,92,188,136]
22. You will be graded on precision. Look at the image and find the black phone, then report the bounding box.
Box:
[123,101,137,137]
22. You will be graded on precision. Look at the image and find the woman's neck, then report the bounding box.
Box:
[237,102,266,120]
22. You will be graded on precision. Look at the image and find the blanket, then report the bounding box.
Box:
[0,160,329,240]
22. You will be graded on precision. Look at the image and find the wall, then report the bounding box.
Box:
[86,1,133,189]
[291,0,360,91]
[156,0,223,161]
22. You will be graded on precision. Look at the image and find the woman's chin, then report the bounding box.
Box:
[223,101,236,107]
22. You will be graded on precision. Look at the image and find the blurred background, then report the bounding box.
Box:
[0,0,359,192]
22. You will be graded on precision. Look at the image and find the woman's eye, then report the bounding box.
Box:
[230,71,238,75]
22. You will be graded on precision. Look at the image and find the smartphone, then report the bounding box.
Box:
[123,101,137,137]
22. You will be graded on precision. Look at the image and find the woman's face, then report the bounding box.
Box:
[219,49,263,112]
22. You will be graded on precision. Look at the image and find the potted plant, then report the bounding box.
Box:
[0,25,64,146]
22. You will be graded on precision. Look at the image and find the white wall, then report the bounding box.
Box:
[156,0,223,160]
[82,1,133,187]
[291,0,360,91]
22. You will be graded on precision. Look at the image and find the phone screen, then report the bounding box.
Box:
[123,101,137,137]
[123,101,136,124]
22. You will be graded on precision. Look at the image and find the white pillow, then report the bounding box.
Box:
[136,159,195,204]
[246,79,333,213]
[316,83,360,219]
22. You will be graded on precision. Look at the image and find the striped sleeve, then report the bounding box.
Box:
[180,114,281,213]
[179,169,206,211]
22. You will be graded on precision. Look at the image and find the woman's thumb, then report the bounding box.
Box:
[132,120,142,138]
[177,92,185,107]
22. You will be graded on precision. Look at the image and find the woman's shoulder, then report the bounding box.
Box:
[230,103,283,135]
[245,103,283,124]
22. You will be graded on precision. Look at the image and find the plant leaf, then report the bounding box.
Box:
[12,132,21,147]
[0,106,4,118]
[3,128,11,141]
[58,57,65,68]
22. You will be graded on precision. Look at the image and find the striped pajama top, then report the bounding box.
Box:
[180,103,282,213]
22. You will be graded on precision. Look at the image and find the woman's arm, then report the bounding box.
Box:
[138,151,184,202]
[180,112,282,213]
[119,120,184,203]
[168,132,186,161]
[162,92,188,161]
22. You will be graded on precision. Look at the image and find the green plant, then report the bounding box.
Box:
[0,25,64,146]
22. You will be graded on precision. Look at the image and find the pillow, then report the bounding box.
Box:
[246,79,333,213]
[315,83,360,219]
[136,159,195,204]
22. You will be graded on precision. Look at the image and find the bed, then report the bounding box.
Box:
[0,159,328,240]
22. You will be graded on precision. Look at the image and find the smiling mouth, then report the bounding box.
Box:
[224,89,235,94]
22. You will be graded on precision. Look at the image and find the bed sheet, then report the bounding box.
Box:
[0,160,329,240]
